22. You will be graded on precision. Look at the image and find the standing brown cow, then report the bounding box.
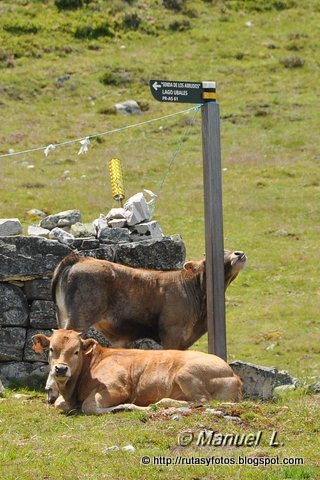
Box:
[52,250,246,349]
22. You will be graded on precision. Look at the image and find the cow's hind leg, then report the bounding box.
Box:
[208,376,243,402]
[175,373,211,404]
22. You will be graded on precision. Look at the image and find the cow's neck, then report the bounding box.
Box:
[179,273,207,348]
[57,357,87,408]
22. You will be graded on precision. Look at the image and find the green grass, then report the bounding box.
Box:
[0,389,319,479]
[0,0,320,478]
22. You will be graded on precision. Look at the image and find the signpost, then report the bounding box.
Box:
[149,79,227,360]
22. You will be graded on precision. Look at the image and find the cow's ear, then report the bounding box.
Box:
[32,334,50,353]
[81,338,98,355]
[183,261,205,274]
[183,261,196,273]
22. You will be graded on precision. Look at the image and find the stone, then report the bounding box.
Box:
[82,327,112,348]
[78,245,116,261]
[0,283,29,327]
[49,227,75,245]
[307,382,320,394]
[224,415,241,423]
[124,192,151,226]
[40,210,82,230]
[93,217,108,236]
[29,300,57,329]
[0,361,49,388]
[78,238,100,250]
[273,384,296,395]
[115,100,142,115]
[70,222,96,238]
[99,227,131,244]
[122,445,136,453]
[130,221,163,240]
[108,219,127,229]
[125,338,163,350]
[94,217,130,243]
[0,219,22,236]
[26,209,47,219]
[104,446,120,453]
[23,329,52,362]
[0,327,26,362]
[115,235,186,270]
[172,415,182,421]
[204,408,224,417]
[24,278,52,301]
[230,361,295,400]
[27,225,50,237]
[106,208,127,222]
[0,378,4,396]
[0,236,71,281]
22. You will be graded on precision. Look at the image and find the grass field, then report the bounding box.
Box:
[0,0,319,478]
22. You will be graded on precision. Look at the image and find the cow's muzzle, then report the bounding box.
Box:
[54,364,70,377]
[234,251,246,263]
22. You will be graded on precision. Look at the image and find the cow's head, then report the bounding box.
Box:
[183,250,246,290]
[32,329,97,385]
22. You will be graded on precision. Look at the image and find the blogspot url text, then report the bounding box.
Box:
[140,455,304,467]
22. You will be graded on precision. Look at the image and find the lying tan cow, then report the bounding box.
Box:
[52,250,246,349]
[32,329,242,414]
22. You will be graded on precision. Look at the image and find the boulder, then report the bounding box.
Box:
[40,210,82,230]
[0,283,29,327]
[49,227,75,245]
[124,192,152,226]
[0,219,22,236]
[99,227,131,244]
[0,361,49,388]
[130,221,163,240]
[27,225,50,237]
[78,245,116,261]
[230,360,296,400]
[73,238,100,250]
[115,100,142,115]
[109,219,127,229]
[70,222,96,238]
[0,236,71,281]
[24,278,52,301]
[29,300,57,329]
[0,327,26,362]
[115,235,186,270]
[23,329,51,362]
[106,208,127,222]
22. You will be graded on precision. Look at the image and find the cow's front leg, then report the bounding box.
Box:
[81,389,129,415]
[45,371,59,404]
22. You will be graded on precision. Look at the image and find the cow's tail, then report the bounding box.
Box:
[52,254,82,329]
[51,253,81,303]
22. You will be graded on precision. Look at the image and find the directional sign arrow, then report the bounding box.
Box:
[152,81,161,91]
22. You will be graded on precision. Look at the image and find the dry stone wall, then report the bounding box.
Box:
[0,234,186,387]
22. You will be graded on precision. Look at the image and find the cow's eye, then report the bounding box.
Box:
[49,347,53,353]
[74,351,79,355]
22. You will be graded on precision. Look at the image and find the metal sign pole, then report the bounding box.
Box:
[201,101,226,360]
